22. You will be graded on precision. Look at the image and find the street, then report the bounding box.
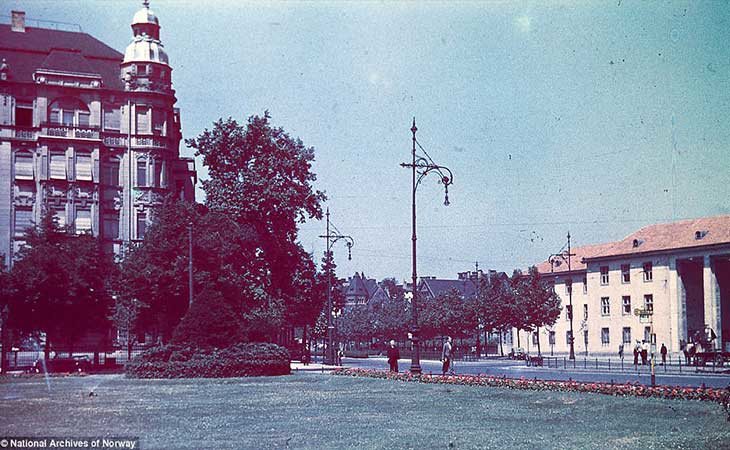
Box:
[341,356,730,389]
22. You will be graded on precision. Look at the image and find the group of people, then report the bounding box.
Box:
[386,336,455,376]
[618,341,668,365]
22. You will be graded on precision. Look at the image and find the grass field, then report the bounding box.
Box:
[1,373,728,449]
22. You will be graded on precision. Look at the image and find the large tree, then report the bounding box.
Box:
[9,212,115,359]
[521,266,562,356]
[186,113,326,302]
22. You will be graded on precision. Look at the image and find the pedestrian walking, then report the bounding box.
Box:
[660,343,667,365]
[641,340,649,365]
[441,336,453,375]
[387,340,400,373]
[618,343,624,360]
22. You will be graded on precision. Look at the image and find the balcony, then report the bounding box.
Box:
[40,123,100,140]
[101,133,168,149]
[0,125,40,141]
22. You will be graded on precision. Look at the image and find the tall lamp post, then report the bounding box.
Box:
[319,208,354,366]
[400,118,453,375]
[549,232,576,360]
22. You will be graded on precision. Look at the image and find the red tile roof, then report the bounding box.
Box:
[535,242,615,274]
[0,24,123,89]
[536,215,730,272]
[587,215,730,260]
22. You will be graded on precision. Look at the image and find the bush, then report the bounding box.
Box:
[171,289,246,349]
[126,342,290,378]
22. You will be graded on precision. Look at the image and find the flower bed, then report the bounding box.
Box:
[332,368,730,406]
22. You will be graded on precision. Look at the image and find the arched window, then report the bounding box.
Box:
[48,98,90,127]
[136,156,147,187]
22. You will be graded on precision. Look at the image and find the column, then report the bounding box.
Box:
[704,255,721,350]
[0,142,11,268]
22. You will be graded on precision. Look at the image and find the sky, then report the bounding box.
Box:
[4,0,730,282]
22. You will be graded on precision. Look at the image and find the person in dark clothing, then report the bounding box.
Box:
[387,340,400,373]
[633,341,640,366]
[660,343,667,365]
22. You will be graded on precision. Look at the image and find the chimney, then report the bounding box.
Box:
[11,11,26,32]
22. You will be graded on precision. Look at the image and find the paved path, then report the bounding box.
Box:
[339,357,730,389]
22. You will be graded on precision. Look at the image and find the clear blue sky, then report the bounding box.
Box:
[6,1,729,281]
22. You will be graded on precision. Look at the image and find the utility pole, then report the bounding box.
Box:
[188,222,193,308]
[549,232,576,360]
[319,208,353,366]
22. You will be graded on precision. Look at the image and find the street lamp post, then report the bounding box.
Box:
[319,208,354,366]
[549,232,576,360]
[400,118,453,375]
[188,222,193,308]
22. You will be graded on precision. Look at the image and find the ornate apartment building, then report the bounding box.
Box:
[0,2,196,266]
[523,216,730,356]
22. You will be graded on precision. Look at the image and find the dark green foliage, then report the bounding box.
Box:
[171,289,245,349]
[8,211,115,355]
[125,342,290,378]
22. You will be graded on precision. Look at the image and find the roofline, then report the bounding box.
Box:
[584,241,730,262]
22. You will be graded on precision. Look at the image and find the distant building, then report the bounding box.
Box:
[528,215,730,356]
[342,272,391,309]
[0,2,196,266]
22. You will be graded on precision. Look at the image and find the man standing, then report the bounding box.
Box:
[660,343,667,365]
[442,336,453,375]
[387,340,400,373]
[641,340,649,365]
[704,324,717,351]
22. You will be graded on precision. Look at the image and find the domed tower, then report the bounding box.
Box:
[121,0,172,93]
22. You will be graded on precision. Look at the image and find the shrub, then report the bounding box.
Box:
[126,342,290,378]
[171,289,246,349]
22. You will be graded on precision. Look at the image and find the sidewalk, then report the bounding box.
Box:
[290,361,339,372]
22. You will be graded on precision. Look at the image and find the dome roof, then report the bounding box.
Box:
[132,2,159,26]
[123,35,169,65]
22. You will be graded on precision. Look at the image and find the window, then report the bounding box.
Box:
[583,304,588,320]
[75,153,92,181]
[77,111,90,127]
[549,331,555,345]
[15,102,33,127]
[62,110,74,126]
[104,107,121,130]
[532,332,539,346]
[600,266,609,285]
[565,304,572,321]
[75,208,91,234]
[14,208,32,236]
[566,330,573,345]
[102,159,120,186]
[136,106,150,133]
[582,274,587,294]
[622,296,631,315]
[621,264,630,283]
[644,294,653,314]
[622,327,631,344]
[601,328,610,346]
[14,152,33,179]
[49,151,66,179]
[136,212,147,240]
[103,216,119,240]
[152,158,163,187]
[52,208,66,229]
[136,158,147,187]
[47,98,90,126]
[152,109,166,135]
[601,297,610,316]
[643,262,653,282]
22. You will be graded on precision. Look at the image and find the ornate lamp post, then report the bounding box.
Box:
[400,118,453,374]
[549,232,576,360]
[319,208,354,366]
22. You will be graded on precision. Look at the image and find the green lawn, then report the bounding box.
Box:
[1,373,728,449]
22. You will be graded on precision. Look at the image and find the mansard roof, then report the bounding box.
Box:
[0,24,124,89]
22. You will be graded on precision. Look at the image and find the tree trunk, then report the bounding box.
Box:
[516,329,521,348]
[302,325,308,355]
[499,331,504,356]
[536,326,542,356]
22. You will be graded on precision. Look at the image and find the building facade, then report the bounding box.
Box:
[0,2,196,266]
[527,216,730,356]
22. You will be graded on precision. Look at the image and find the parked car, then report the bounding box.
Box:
[31,355,92,373]
[508,348,526,360]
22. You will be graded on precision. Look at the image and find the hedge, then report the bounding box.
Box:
[126,342,290,378]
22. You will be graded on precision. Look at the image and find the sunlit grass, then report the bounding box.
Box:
[0,373,727,449]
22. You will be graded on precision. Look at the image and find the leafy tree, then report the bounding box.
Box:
[186,113,326,306]
[9,212,115,358]
[337,305,373,348]
[521,266,561,356]
[172,288,246,349]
